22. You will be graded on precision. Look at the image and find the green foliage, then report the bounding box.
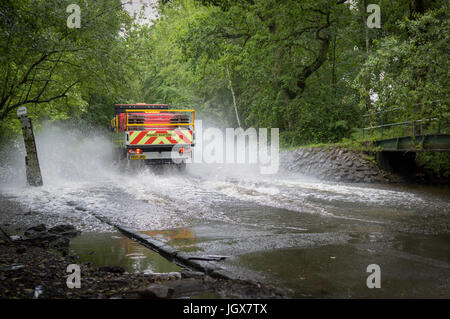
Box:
[284,136,380,154]
[1,0,448,152]
[146,1,449,146]
[0,0,139,141]
[354,3,450,131]
[416,152,450,179]
[144,0,362,140]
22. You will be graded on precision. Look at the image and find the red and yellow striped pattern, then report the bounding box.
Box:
[129,130,193,145]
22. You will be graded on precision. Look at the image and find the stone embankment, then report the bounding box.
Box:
[282,146,396,183]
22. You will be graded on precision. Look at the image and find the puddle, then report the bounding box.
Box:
[229,244,450,298]
[70,231,182,274]
[393,233,450,264]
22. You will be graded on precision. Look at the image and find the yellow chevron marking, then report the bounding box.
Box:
[170,130,191,143]
[150,136,165,144]
[130,131,141,144]
[129,131,139,140]
[179,130,192,142]
[139,134,152,145]
[172,133,184,144]
[129,130,193,145]
[163,136,172,144]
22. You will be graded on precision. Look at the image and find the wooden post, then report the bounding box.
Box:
[17,107,43,186]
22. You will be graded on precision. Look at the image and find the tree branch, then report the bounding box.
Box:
[1,80,80,119]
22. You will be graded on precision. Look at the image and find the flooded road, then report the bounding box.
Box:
[1,127,449,298]
[70,232,182,274]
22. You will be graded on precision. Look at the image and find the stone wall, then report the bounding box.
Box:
[281,146,395,183]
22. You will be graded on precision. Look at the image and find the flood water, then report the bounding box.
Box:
[0,126,449,298]
[70,232,182,274]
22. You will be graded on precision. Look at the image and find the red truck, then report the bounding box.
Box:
[111,103,195,169]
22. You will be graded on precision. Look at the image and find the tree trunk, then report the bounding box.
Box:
[226,66,241,128]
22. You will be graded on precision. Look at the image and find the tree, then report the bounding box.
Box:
[0,0,134,124]
[354,3,449,131]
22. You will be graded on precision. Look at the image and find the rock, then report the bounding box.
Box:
[60,230,81,238]
[10,264,25,270]
[363,177,373,183]
[26,224,46,232]
[20,234,60,248]
[23,288,34,295]
[136,284,174,299]
[49,236,70,250]
[181,271,205,279]
[24,224,46,237]
[23,231,48,240]
[149,272,181,281]
[354,172,366,179]
[96,266,125,274]
[18,224,80,249]
[48,225,77,235]
[16,246,26,254]
[168,272,182,280]
[373,175,386,183]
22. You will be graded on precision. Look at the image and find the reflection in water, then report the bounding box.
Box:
[232,242,450,299]
[70,231,182,274]
[140,228,196,247]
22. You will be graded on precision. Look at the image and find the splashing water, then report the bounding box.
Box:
[1,123,449,299]
[0,123,448,234]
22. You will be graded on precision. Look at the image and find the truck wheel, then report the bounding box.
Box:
[177,161,186,172]
[116,150,127,168]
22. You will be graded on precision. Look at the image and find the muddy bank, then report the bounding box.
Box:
[0,222,285,299]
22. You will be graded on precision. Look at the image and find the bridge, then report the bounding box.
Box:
[361,103,449,176]
[373,134,450,152]
[361,103,450,152]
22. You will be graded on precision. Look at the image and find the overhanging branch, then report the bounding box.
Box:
[1,80,80,120]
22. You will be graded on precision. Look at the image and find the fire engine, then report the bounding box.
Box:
[111,103,195,169]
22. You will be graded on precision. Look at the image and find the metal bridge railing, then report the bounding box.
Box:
[361,100,449,139]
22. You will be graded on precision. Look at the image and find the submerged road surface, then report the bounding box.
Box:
[1,128,449,298]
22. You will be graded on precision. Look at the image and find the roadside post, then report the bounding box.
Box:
[17,107,43,186]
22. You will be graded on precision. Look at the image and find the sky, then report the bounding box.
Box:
[121,0,159,25]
